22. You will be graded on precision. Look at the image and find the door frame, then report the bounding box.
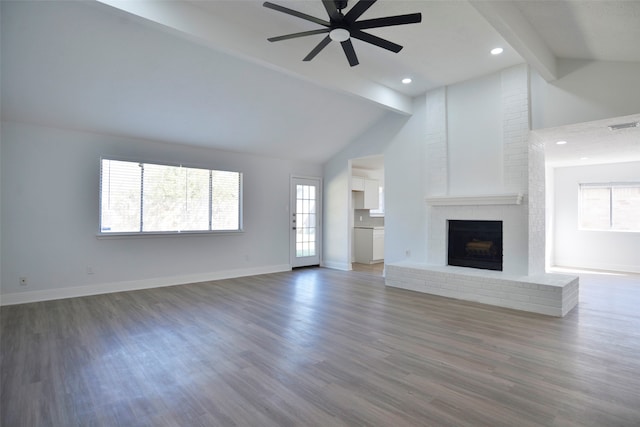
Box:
[290,175,323,268]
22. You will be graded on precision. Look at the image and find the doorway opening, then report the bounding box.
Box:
[350,155,385,276]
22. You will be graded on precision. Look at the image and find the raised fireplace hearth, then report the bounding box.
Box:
[385,262,579,317]
[448,220,502,271]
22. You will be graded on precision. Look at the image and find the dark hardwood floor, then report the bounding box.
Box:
[2,267,639,426]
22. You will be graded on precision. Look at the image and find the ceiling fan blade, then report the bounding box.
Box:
[322,0,341,21]
[268,28,330,42]
[263,2,330,27]
[341,39,359,66]
[351,29,403,53]
[303,35,332,61]
[344,0,376,23]
[354,13,422,30]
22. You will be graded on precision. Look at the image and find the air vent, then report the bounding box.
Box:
[608,121,639,131]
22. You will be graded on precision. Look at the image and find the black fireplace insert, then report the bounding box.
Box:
[448,220,503,271]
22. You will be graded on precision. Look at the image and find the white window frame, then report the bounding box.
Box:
[99,157,243,237]
[369,184,385,217]
[579,182,640,232]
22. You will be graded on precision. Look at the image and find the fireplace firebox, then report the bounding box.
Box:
[448,220,503,271]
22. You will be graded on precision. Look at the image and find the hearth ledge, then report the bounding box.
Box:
[385,262,578,317]
[426,194,523,206]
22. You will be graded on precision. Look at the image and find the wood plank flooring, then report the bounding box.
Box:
[351,262,384,276]
[2,268,640,426]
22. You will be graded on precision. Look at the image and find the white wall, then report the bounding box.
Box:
[322,96,428,270]
[384,96,428,265]
[0,121,322,303]
[322,113,408,270]
[545,164,556,270]
[553,161,640,273]
[447,72,504,194]
[325,67,532,274]
[528,133,546,275]
[532,58,640,274]
[352,166,384,183]
[531,59,640,130]
[324,59,640,277]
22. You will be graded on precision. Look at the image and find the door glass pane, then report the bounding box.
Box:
[296,184,316,258]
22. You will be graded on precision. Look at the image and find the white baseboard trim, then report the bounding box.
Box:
[321,260,351,271]
[553,260,640,275]
[0,264,292,306]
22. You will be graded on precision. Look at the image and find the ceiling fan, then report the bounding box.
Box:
[263,0,422,67]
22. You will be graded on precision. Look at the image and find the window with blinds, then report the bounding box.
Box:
[100,159,242,234]
[579,183,640,231]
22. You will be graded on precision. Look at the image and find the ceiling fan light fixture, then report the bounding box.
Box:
[329,28,350,42]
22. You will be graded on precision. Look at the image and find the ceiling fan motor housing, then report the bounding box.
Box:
[335,0,349,12]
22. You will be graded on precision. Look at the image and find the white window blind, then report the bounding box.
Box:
[580,183,640,231]
[100,159,242,234]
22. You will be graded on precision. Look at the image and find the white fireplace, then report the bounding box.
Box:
[426,194,528,275]
[384,66,578,317]
[385,193,578,317]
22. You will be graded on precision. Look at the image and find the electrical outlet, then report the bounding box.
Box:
[87,266,95,275]
[405,250,411,257]
[19,277,27,286]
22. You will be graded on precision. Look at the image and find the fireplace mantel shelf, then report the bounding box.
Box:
[425,193,523,206]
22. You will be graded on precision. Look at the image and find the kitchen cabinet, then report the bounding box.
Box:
[354,227,384,264]
[353,178,379,210]
[372,228,384,260]
[352,176,365,191]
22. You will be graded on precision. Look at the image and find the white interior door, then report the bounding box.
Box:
[291,177,321,268]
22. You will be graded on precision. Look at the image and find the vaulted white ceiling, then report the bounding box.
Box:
[2,0,639,164]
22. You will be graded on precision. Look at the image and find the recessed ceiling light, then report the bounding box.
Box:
[490,47,504,55]
[556,140,568,145]
[402,78,412,84]
[580,157,589,160]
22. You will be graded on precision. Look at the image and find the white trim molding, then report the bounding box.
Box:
[0,264,292,306]
[426,193,523,206]
[322,260,351,271]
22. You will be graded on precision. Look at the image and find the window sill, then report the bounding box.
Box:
[578,228,639,233]
[96,230,244,239]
